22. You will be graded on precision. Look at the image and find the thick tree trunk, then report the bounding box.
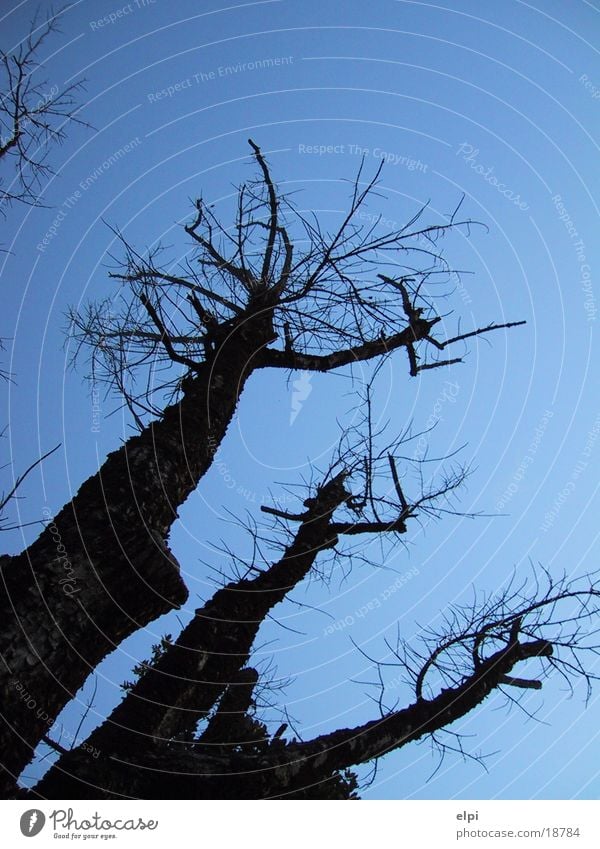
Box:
[0,317,274,795]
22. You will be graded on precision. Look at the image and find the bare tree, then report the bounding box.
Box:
[0,6,85,537]
[0,7,85,209]
[2,140,525,797]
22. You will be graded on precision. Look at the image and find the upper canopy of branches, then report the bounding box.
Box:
[68,139,523,423]
[0,7,86,208]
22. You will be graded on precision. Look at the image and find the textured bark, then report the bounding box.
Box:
[0,300,458,794]
[29,638,551,800]
[31,475,351,797]
[1,131,532,798]
[199,668,260,746]
[0,312,275,795]
[277,639,553,781]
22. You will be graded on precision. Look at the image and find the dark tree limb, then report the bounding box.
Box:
[29,638,552,799]
[499,676,542,690]
[28,562,600,800]
[198,668,260,746]
[247,139,279,286]
[139,293,200,372]
[0,311,277,792]
[269,638,553,786]
[330,519,407,535]
[5,139,529,798]
[47,474,352,763]
[0,8,87,208]
[259,317,524,375]
[184,200,251,289]
[0,444,60,531]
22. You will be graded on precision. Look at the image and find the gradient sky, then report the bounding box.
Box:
[1,0,599,799]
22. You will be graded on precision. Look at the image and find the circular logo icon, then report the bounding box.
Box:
[19,810,46,837]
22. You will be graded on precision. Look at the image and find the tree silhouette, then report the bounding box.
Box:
[2,139,596,800]
[0,7,85,210]
[0,7,85,532]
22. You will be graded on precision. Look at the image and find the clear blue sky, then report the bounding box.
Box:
[1,0,599,799]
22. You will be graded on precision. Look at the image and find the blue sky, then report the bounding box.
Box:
[1,0,599,799]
